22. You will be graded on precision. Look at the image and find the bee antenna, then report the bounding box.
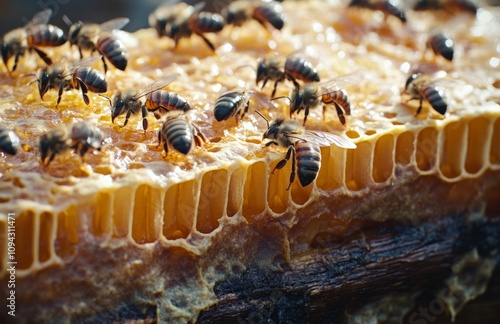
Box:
[62,15,73,26]
[98,94,112,106]
[255,110,270,128]
[21,73,39,86]
[271,96,291,103]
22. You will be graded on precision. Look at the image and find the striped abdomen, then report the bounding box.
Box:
[160,117,194,155]
[420,85,447,115]
[322,88,351,115]
[213,90,249,122]
[285,57,320,83]
[74,67,107,93]
[189,12,225,33]
[252,2,285,30]
[97,33,128,71]
[295,142,321,187]
[27,24,67,47]
[146,90,191,119]
[427,32,454,61]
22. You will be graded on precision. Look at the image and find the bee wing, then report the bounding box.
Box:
[99,17,130,32]
[26,9,52,28]
[190,1,207,14]
[317,72,364,97]
[300,130,357,149]
[134,74,179,100]
[68,56,102,69]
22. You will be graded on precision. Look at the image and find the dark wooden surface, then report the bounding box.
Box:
[198,215,500,323]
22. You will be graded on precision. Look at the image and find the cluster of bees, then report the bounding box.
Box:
[0,0,480,189]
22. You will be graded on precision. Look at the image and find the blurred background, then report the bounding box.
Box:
[0,0,232,35]
[0,0,498,35]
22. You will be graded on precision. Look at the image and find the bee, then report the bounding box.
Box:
[39,121,104,166]
[256,55,320,98]
[223,0,285,31]
[145,88,191,120]
[279,73,359,126]
[0,126,20,156]
[1,9,67,72]
[27,56,107,108]
[158,111,207,156]
[65,16,129,72]
[149,0,189,38]
[402,73,447,116]
[413,0,478,15]
[213,90,250,122]
[348,0,407,23]
[162,2,225,51]
[104,74,179,131]
[257,111,356,189]
[426,31,454,62]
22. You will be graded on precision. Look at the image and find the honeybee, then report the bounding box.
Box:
[27,56,107,108]
[413,0,478,15]
[402,73,447,116]
[149,0,188,38]
[257,111,356,189]
[145,88,191,120]
[1,9,67,72]
[0,126,20,155]
[256,55,320,98]
[426,31,454,62]
[348,0,407,23]
[279,73,359,126]
[159,2,225,51]
[158,111,207,156]
[104,74,179,131]
[39,121,104,166]
[213,90,250,122]
[223,0,285,31]
[65,16,129,72]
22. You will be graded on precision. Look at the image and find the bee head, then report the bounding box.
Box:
[256,58,267,84]
[36,68,51,99]
[68,21,83,46]
[111,97,124,123]
[405,73,421,90]
[263,118,284,140]
[290,88,303,114]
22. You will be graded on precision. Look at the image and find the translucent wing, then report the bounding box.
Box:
[68,56,102,69]
[99,17,130,32]
[26,9,52,28]
[317,72,365,97]
[289,130,356,149]
[134,74,179,100]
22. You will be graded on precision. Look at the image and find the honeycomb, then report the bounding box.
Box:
[0,0,499,322]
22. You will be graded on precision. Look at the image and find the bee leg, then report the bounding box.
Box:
[56,81,68,108]
[271,76,284,98]
[415,96,424,116]
[272,145,293,176]
[265,141,279,147]
[196,33,216,52]
[78,47,84,59]
[192,124,208,144]
[302,106,310,126]
[261,77,269,89]
[100,54,108,74]
[333,101,346,125]
[141,105,148,132]
[122,110,131,127]
[240,99,250,120]
[163,142,169,156]
[76,78,90,106]
[31,46,52,66]
[11,50,21,72]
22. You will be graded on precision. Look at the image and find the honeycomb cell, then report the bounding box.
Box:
[267,159,291,214]
[242,161,267,221]
[317,145,345,190]
[416,127,438,172]
[345,141,373,191]
[133,185,162,244]
[197,169,229,234]
[440,121,466,179]
[113,187,133,238]
[395,131,415,165]
[39,212,55,263]
[465,117,491,175]
[17,211,36,270]
[93,191,113,237]
[372,134,394,183]
[227,168,246,217]
[163,180,199,240]
[490,118,500,165]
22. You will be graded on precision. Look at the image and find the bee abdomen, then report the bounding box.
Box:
[295,142,321,187]
[97,34,128,71]
[163,118,194,155]
[214,91,247,121]
[190,12,225,33]
[75,67,107,93]
[0,126,20,155]
[27,25,67,47]
[322,89,351,115]
[285,57,320,83]
[253,3,285,30]
[427,32,454,61]
[422,86,447,115]
[147,91,190,116]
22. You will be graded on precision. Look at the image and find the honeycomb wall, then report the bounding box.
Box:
[1,116,500,277]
